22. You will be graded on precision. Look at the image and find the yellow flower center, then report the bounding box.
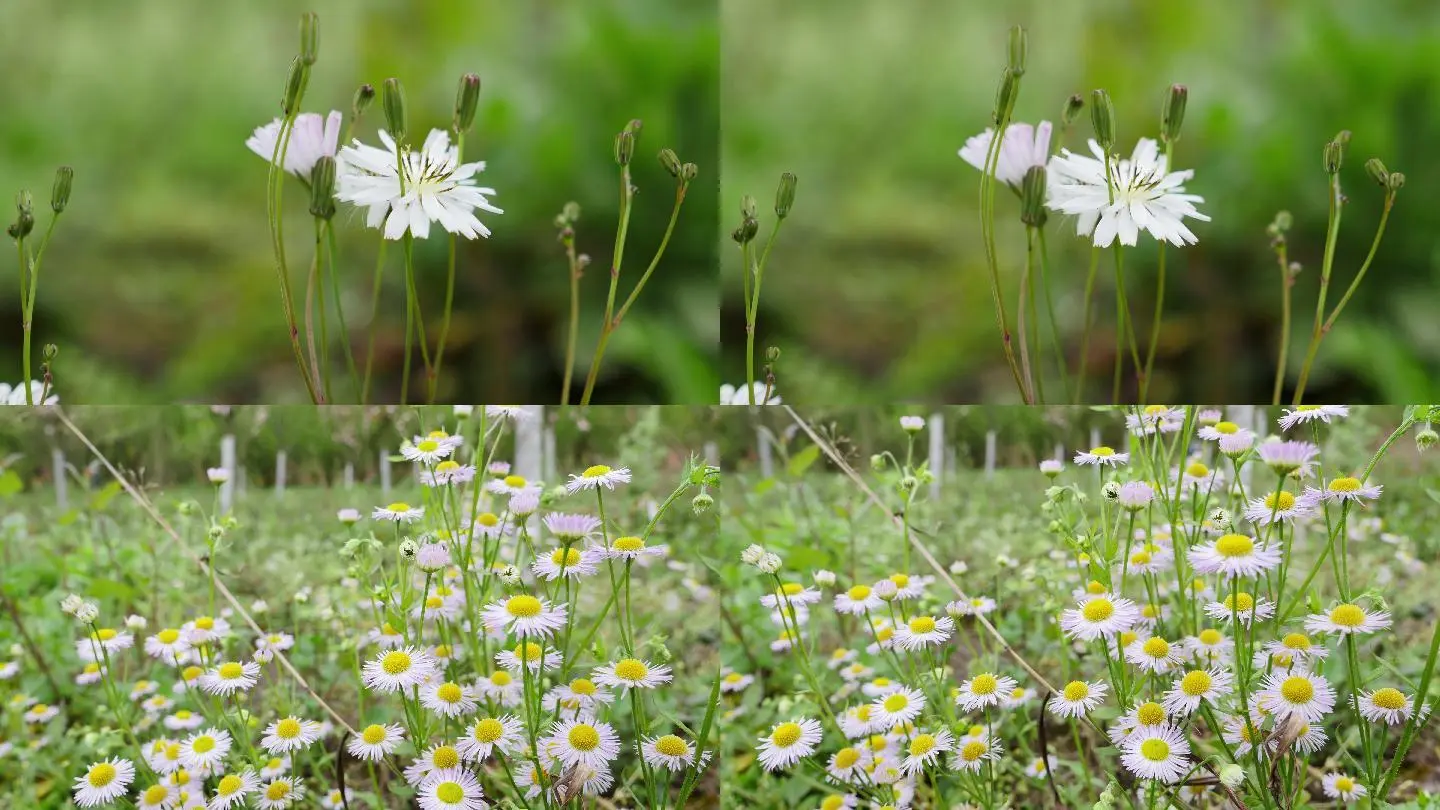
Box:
[909,617,937,634]
[1335,777,1355,792]
[385,502,411,513]
[192,736,215,754]
[1082,599,1115,622]
[276,718,301,738]
[1329,477,1361,493]
[1186,462,1209,478]
[1180,671,1212,696]
[175,710,191,719]
[436,460,460,473]
[1136,702,1166,726]
[143,785,169,803]
[425,596,444,610]
[1215,534,1254,558]
[847,585,872,601]
[822,797,845,810]
[83,662,101,674]
[614,658,649,681]
[158,629,180,644]
[96,628,117,641]
[1280,676,1314,703]
[1091,446,1115,457]
[432,745,460,769]
[583,465,612,478]
[218,662,244,680]
[194,617,215,631]
[613,536,645,552]
[883,693,910,713]
[1223,593,1255,611]
[417,440,440,453]
[381,651,412,674]
[361,724,387,744]
[890,574,910,587]
[655,734,688,757]
[87,763,117,787]
[1265,491,1296,510]
[969,674,999,696]
[217,775,242,795]
[771,722,803,747]
[834,747,859,768]
[874,627,893,642]
[490,671,512,686]
[514,642,544,662]
[1085,581,1106,595]
[1329,604,1366,627]
[476,512,499,527]
[1142,637,1171,658]
[1139,739,1170,762]
[960,741,987,762]
[1063,681,1090,701]
[908,733,936,756]
[1372,687,1407,710]
[437,683,463,703]
[506,595,543,618]
[266,782,291,801]
[1282,633,1311,651]
[570,678,597,695]
[474,718,504,742]
[1130,551,1152,566]
[1215,421,1238,434]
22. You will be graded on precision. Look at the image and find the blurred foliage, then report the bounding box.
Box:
[0,0,718,404]
[722,0,1440,403]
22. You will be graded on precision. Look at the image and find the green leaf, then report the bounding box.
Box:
[88,480,123,512]
[0,469,22,498]
[787,444,820,478]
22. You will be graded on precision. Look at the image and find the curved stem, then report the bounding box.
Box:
[579,166,633,406]
[1291,173,1344,406]
[1271,240,1292,406]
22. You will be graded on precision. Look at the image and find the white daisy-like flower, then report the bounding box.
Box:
[1321,772,1367,803]
[245,111,341,178]
[1115,481,1155,511]
[643,733,709,773]
[757,718,823,771]
[1257,440,1319,477]
[601,534,669,562]
[1301,475,1383,506]
[403,744,465,787]
[532,546,602,581]
[720,381,780,405]
[593,658,672,692]
[894,615,954,650]
[360,646,438,693]
[1124,636,1184,674]
[135,782,176,809]
[1161,668,1234,714]
[1040,459,1064,477]
[77,627,135,660]
[1197,420,1254,443]
[1304,602,1392,636]
[1293,722,1329,755]
[402,438,454,465]
[372,501,424,522]
[544,678,614,717]
[958,121,1053,188]
[1203,592,1275,626]
[482,595,568,639]
[200,660,261,696]
[1048,679,1108,719]
[75,662,105,685]
[1047,137,1209,247]
[871,685,926,727]
[951,737,1003,773]
[1,380,57,405]
[1190,533,1281,578]
[420,681,479,719]
[542,513,602,542]
[720,671,755,693]
[955,672,1018,713]
[1278,405,1349,432]
[456,715,524,762]
[416,768,487,810]
[260,716,323,754]
[423,460,476,487]
[23,703,60,724]
[258,755,292,780]
[1257,671,1336,724]
[1257,632,1327,669]
[73,758,136,808]
[564,464,632,493]
[949,595,998,616]
[1074,446,1129,466]
[834,584,885,615]
[1059,593,1141,641]
[347,723,405,761]
[319,788,354,810]
[209,770,261,810]
[146,628,192,662]
[485,473,539,497]
[162,710,202,732]
[469,511,510,539]
[1119,724,1192,783]
[546,719,621,771]
[337,129,501,241]
[1243,490,1313,526]
[495,641,562,674]
[900,728,955,775]
[760,582,824,610]
[256,777,303,809]
[475,670,523,706]
[1358,687,1414,725]
[180,728,233,771]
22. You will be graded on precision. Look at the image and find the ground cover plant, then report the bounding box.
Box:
[0,405,721,807]
[719,405,1440,808]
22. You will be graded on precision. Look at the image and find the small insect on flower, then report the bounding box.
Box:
[482,594,568,639]
[1059,593,1141,641]
[372,501,425,522]
[72,758,136,808]
[1048,679,1109,719]
[1257,671,1337,725]
[955,672,1019,712]
[757,718,824,771]
[1321,772,1367,803]
[200,660,261,696]
[346,723,405,761]
[417,767,488,810]
[361,646,438,692]
[1120,724,1192,783]
[593,658,673,692]
[1278,405,1350,432]
[1359,687,1415,725]
[1074,446,1129,466]
[261,716,323,754]
[565,464,633,494]
[1304,602,1392,636]
[457,714,525,762]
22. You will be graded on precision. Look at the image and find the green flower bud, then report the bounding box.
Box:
[691,492,714,515]
[1161,84,1187,144]
[1365,158,1390,187]
[741,195,757,220]
[775,172,797,219]
[993,68,1019,126]
[1007,26,1027,77]
[680,162,699,183]
[51,166,74,214]
[382,77,407,143]
[352,84,375,119]
[299,12,319,66]
[309,156,337,220]
[1020,165,1048,227]
[614,131,635,167]
[658,148,682,177]
[43,343,58,361]
[453,73,481,133]
[282,56,307,116]
[1323,139,1344,175]
[1387,172,1406,192]
[1417,427,1438,452]
[1062,94,1085,128]
[1090,89,1116,152]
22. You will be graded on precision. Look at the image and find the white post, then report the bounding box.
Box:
[219,435,236,514]
[515,406,543,481]
[984,431,997,477]
[542,424,557,483]
[927,413,945,499]
[758,429,774,478]
[52,449,67,509]
[703,441,719,467]
[343,462,354,489]
[1089,427,1101,451]
[275,451,287,496]
[379,448,392,499]
[237,467,248,500]
[1054,442,1065,462]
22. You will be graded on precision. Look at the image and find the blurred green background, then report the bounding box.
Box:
[1,0,718,404]
[722,0,1440,403]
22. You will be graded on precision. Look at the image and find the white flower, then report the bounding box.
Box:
[246,111,342,178]
[955,672,1018,712]
[1358,687,1414,725]
[206,467,231,484]
[360,647,437,693]
[1190,533,1281,578]
[834,584,884,616]
[1040,459,1063,477]
[1048,679,1108,719]
[1257,440,1319,476]
[872,685,926,726]
[1059,594,1141,641]
[1304,602,1392,636]
[1047,137,1209,247]
[1257,671,1336,724]
[199,660,261,696]
[420,681,479,719]
[1203,592,1275,626]
[482,595,567,639]
[1124,636,1184,674]
[402,438,454,465]
[643,733,709,772]
[347,723,404,761]
[901,729,955,775]
[564,464,632,493]
[593,658,672,692]
[210,771,261,810]
[1321,772,1367,803]
[180,728,232,771]
[72,758,135,807]
[1162,668,1234,714]
[337,129,501,240]
[720,381,780,405]
[1278,405,1349,431]
[256,777,304,809]
[1120,724,1191,782]
[456,715,524,762]
[546,719,621,771]
[1301,476,1383,506]
[417,768,487,810]
[1,380,57,405]
[899,415,926,433]
[1243,490,1313,526]
[894,615,954,650]
[952,737,1003,773]
[372,502,424,522]
[958,121,1053,187]
[1074,446,1128,467]
[757,718,823,771]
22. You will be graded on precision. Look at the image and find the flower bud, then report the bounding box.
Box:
[43,343,58,361]
[740,544,766,566]
[1007,26,1027,77]
[765,346,781,363]
[757,553,782,574]
[8,191,34,239]
[1160,84,1187,144]
[353,84,376,119]
[874,579,898,601]
[870,454,887,471]
[51,166,73,213]
[398,538,418,560]
[658,148,682,177]
[732,216,758,245]
[299,12,319,66]
[1061,93,1085,128]
[691,492,713,514]
[814,569,837,587]
[1020,165,1048,227]
[453,73,481,133]
[1416,427,1438,452]
[1387,172,1406,192]
[309,156,337,220]
[741,195,757,220]
[680,162,698,183]
[382,77,407,143]
[614,131,635,167]
[775,172,797,219]
[993,68,1019,125]
[1218,763,1245,788]
[1323,139,1344,175]
[1365,158,1390,187]
[900,475,918,493]
[282,56,307,116]
[1090,89,1116,152]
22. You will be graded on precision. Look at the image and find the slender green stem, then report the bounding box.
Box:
[1320,194,1396,332]
[361,241,388,405]
[744,217,783,405]
[400,235,415,405]
[578,166,633,406]
[266,73,319,403]
[560,230,581,405]
[1291,173,1344,406]
[616,183,689,328]
[1036,227,1071,403]
[978,97,1030,402]
[1271,240,1292,406]
[430,131,465,404]
[1377,615,1440,798]
[1019,225,1038,402]
[1142,242,1164,402]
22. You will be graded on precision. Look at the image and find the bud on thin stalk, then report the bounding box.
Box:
[1323,140,1344,175]
[774,172,797,219]
[309,156,337,220]
[51,166,74,214]
[453,73,481,133]
[992,68,1019,126]
[300,12,319,66]
[1020,165,1048,227]
[1090,89,1115,152]
[1161,84,1187,144]
[1061,94,1085,128]
[614,131,635,167]
[658,148,682,178]
[282,56,307,116]
[1364,158,1389,187]
[1007,26,1027,77]
[353,84,375,119]
[382,78,407,144]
